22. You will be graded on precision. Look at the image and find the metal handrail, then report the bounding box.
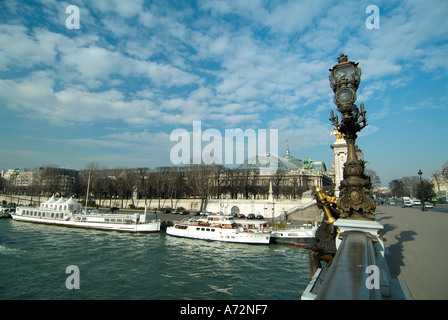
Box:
[316,230,382,300]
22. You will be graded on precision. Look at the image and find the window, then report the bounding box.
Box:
[288,233,298,237]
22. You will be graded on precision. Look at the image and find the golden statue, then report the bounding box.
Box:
[315,187,338,224]
[330,129,345,142]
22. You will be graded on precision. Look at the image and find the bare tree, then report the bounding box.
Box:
[184,164,217,211]
[135,167,151,207]
[365,168,381,188]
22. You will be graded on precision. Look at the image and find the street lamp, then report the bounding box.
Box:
[329,54,375,220]
[418,169,427,211]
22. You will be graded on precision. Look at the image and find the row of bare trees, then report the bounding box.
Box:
[1,163,316,209]
[80,164,312,210]
[389,176,436,200]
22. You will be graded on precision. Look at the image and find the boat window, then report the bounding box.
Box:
[201,228,205,231]
[206,228,210,232]
[211,229,215,232]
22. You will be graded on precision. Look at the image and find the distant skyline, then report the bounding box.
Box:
[1,0,447,186]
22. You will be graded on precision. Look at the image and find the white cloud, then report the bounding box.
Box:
[1,0,447,173]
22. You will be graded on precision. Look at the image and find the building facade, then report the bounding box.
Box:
[237,145,334,198]
[430,165,448,201]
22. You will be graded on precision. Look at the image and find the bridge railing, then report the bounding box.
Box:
[316,230,382,300]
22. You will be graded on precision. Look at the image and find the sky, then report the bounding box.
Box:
[1,0,447,187]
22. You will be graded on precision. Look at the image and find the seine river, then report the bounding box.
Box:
[0,219,312,300]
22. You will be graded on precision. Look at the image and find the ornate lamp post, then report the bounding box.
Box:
[329,54,375,220]
[418,169,427,211]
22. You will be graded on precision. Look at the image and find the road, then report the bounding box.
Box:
[375,204,448,299]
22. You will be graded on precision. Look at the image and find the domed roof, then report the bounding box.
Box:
[238,145,326,173]
[239,152,303,172]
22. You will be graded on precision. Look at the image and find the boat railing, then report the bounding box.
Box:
[270,225,316,232]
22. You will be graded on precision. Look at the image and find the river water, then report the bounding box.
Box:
[0,219,312,300]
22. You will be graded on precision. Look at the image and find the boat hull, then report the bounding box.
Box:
[270,236,316,245]
[270,228,316,245]
[11,214,160,233]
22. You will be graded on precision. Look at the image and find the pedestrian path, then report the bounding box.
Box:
[376,205,448,299]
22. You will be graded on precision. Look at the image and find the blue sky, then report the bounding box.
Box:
[1,0,447,187]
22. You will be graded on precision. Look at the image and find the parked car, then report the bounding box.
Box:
[413,200,421,206]
[256,214,264,219]
[109,207,119,212]
[247,213,255,219]
[236,214,245,218]
[402,201,412,208]
[425,202,434,209]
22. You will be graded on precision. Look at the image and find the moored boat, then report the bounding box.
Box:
[270,223,317,245]
[11,196,160,233]
[166,214,271,244]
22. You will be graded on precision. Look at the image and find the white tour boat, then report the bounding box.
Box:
[166,215,271,244]
[270,223,317,245]
[11,196,160,233]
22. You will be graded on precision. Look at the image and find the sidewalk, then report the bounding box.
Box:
[376,205,448,300]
